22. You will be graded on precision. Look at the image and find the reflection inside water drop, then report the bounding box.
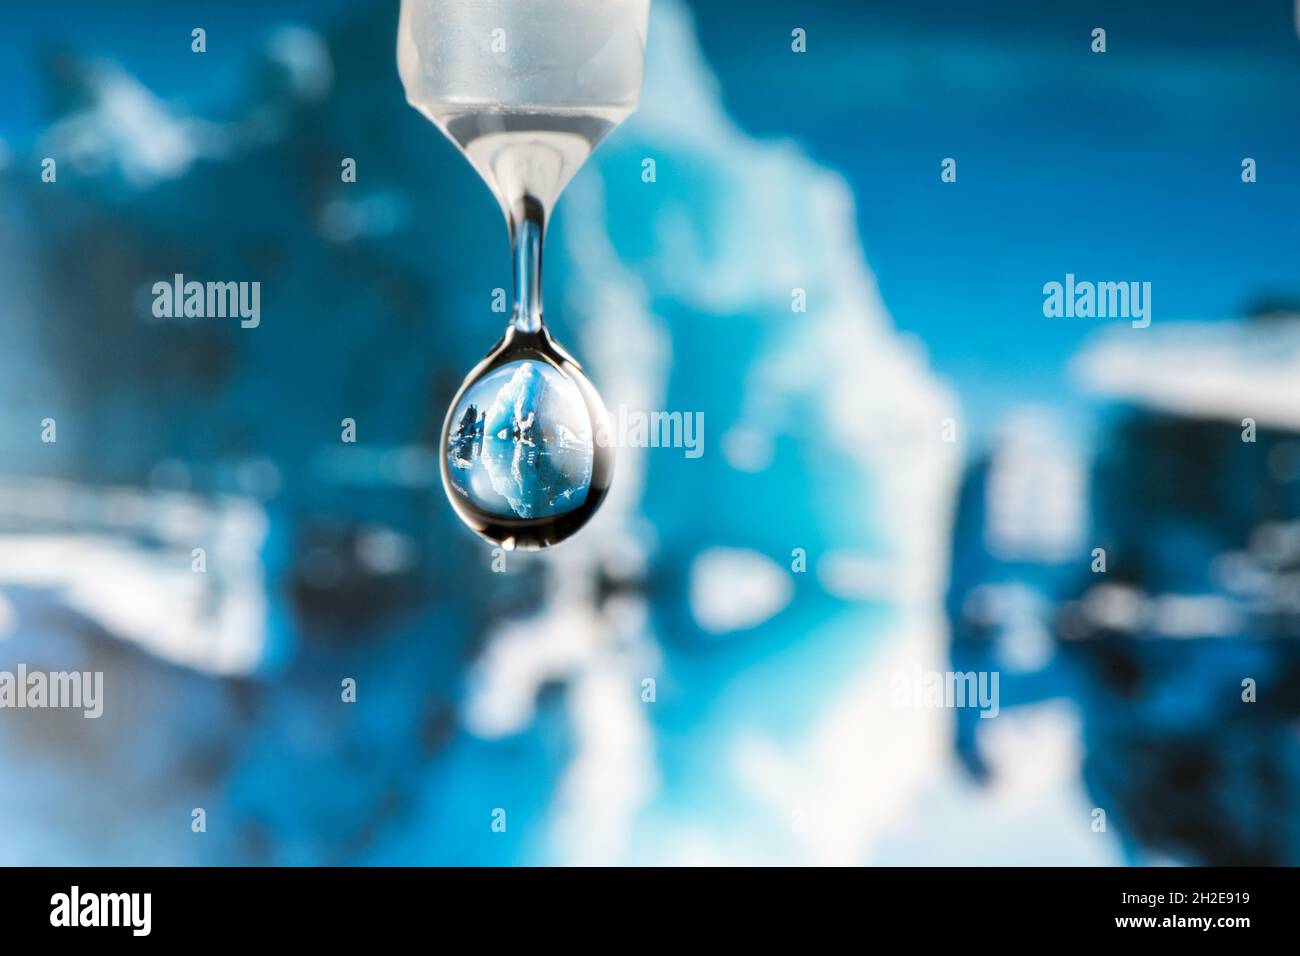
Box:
[441,333,612,549]
[446,359,594,519]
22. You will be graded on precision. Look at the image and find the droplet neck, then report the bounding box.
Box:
[509,194,546,335]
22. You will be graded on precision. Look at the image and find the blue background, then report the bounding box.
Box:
[0,0,1297,865]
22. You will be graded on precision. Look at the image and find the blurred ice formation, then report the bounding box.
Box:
[1076,318,1300,431]
[945,314,1300,864]
[0,478,270,674]
[689,548,792,634]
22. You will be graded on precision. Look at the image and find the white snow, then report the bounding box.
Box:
[689,547,793,633]
[0,478,269,675]
[1074,319,1300,432]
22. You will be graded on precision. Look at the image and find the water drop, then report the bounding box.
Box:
[441,325,613,549]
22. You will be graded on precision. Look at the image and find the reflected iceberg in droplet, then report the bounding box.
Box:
[445,360,594,520]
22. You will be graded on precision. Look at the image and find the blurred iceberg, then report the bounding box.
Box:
[0,478,271,674]
[944,312,1300,863]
